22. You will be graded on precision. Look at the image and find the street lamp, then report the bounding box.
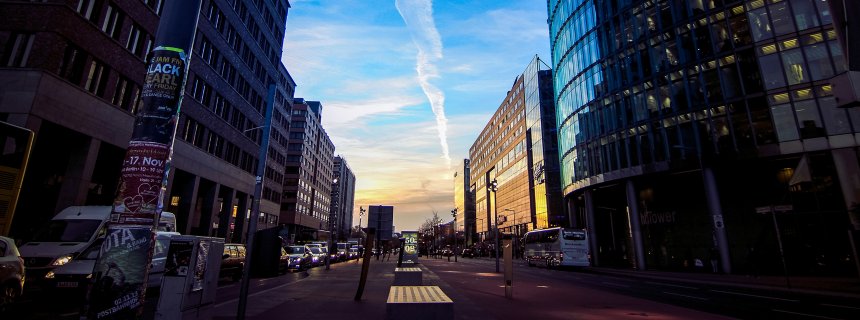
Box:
[451,208,458,262]
[489,178,500,273]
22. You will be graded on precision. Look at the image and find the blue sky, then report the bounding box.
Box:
[281,0,550,230]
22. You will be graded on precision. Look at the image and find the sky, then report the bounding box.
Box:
[281,0,551,231]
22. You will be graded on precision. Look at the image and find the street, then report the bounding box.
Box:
[5,255,860,319]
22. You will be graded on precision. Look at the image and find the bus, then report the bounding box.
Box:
[524,227,590,268]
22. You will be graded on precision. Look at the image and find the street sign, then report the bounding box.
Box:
[756,206,771,214]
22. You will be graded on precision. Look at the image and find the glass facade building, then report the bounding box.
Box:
[469,57,563,244]
[549,0,860,276]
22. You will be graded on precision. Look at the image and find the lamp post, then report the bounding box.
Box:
[490,179,500,273]
[451,208,458,262]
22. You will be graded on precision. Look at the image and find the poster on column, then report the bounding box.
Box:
[88,47,188,319]
[402,231,418,264]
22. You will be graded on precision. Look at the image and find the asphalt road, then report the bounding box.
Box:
[421,257,860,320]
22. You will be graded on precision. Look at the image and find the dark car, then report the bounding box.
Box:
[285,246,312,271]
[1,236,25,310]
[461,248,475,258]
[220,243,246,281]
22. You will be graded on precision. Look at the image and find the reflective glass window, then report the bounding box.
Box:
[771,103,799,141]
[789,0,820,30]
[759,53,786,89]
[729,12,753,46]
[781,48,809,85]
[794,100,825,139]
[748,7,774,41]
[815,0,833,25]
[768,2,796,36]
[748,97,777,144]
[818,97,851,135]
[803,42,834,81]
[729,102,756,150]
[829,41,846,74]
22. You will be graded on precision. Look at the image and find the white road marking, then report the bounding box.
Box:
[537,285,549,288]
[821,303,860,311]
[711,289,798,302]
[645,281,698,290]
[772,309,842,320]
[662,291,708,301]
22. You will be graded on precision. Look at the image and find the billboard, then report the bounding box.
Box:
[402,231,418,264]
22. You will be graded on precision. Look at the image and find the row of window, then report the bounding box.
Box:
[197,35,267,115]
[181,115,259,175]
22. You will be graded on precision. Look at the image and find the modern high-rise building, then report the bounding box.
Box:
[549,0,860,276]
[469,56,562,243]
[332,156,356,241]
[453,159,476,245]
[279,98,335,242]
[0,0,296,243]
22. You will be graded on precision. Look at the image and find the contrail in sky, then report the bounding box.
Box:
[395,0,451,167]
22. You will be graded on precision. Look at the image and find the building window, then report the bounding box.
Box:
[781,48,808,86]
[112,76,140,112]
[58,44,87,83]
[101,4,124,40]
[2,33,34,67]
[84,59,109,97]
[144,0,164,15]
[76,0,102,23]
[126,24,151,59]
[771,102,799,142]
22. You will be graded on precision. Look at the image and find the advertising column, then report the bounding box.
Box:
[86,1,202,319]
[402,231,418,264]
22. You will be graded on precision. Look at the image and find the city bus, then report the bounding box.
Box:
[524,227,590,268]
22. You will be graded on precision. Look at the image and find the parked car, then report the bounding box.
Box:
[307,247,324,266]
[284,246,311,271]
[461,248,475,258]
[44,231,179,303]
[220,243,246,281]
[0,236,24,309]
[19,206,111,290]
[19,206,175,291]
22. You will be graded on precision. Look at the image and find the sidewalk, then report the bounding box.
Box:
[585,267,860,299]
[468,256,860,299]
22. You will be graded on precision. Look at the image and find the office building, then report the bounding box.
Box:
[0,0,296,243]
[279,98,335,242]
[453,159,477,245]
[469,56,563,243]
[548,0,860,275]
[332,156,356,241]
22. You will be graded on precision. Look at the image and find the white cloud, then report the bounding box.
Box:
[395,0,451,168]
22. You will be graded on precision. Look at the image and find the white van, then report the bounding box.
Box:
[19,206,175,289]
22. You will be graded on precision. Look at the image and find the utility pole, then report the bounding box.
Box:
[86,1,202,318]
[236,84,275,320]
[490,179,500,273]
